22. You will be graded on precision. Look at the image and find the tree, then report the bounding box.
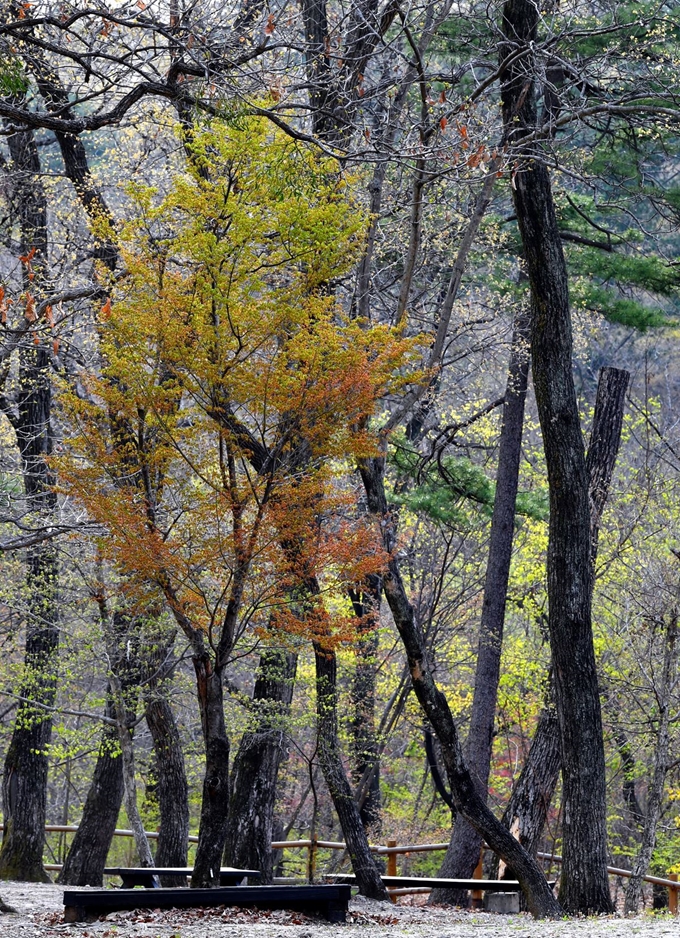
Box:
[0,110,59,883]
[429,311,530,904]
[143,646,189,886]
[2,0,679,907]
[359,450,561,917]
[499,0,616,912]
[224,641,297,882]
[57,114,413,893]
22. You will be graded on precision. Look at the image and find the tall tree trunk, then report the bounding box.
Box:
[109,670,154,869]
[59,602,156,887]
[499,1,614,911]
[349,577,382,834]
[57,689,124,885]
[0,117,58,884]
[494,367,629,882]
[191,652,230,888]
[359,455,561,918]
[144,679,189,886]
[313,641,389,900]
[0,541,58,883]
[431,312,530,905]
[225,645,297,882]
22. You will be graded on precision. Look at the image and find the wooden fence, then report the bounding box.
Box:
[4,825,677,912]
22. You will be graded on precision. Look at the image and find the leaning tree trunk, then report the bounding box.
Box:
[144,680,189,887]
[359,455,561,918]
[431,311,530,905]
[225,645,297,883]
[57,690,124,885]
[500,0,615,912]
[0,117,59,884]
[313,640,389,900]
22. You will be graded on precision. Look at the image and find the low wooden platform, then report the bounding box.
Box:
[63,883,352,923]
[327,874,537,890]
[103,866,260,888]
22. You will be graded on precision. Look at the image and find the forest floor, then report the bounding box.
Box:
[0,881,678,938]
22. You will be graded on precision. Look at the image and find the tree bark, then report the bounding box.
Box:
[0,117,58,884]
[57,690,124,885]
[349,577,382,834]
[58,604,151,887]
[109,671,154,869]
[431,312,530,905]
[144,683,189,886]
[313,640,389,900]
[493,366,629,885]
[585,366,630,564]
[28,58,117,272]
[490,688,562,914]
[190,652,230,888]
[224,646,297,883]
[359,455,562,918]
[500,0,616,912]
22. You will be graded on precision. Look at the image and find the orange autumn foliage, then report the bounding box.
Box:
[57,117,423,651]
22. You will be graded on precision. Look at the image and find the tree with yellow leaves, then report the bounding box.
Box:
[57,114,419,892]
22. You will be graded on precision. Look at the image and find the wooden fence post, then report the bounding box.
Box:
[669,873,678,915]
[387,840,398,877]
[471,847,484,909]
[307,838,316,884]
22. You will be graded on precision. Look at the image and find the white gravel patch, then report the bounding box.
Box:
[0,881,677,938]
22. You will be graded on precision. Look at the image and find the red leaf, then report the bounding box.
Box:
[19,246,36,266]
[25,293,36,322]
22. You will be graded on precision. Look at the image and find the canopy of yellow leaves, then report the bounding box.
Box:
[58,115,422,649]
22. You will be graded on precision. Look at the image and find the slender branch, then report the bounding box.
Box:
[0,693,146,729]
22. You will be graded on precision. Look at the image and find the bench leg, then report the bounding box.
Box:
[64,905,87,923]
[324,901,347,923]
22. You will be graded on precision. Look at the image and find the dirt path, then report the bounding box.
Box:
[0,881,677,938]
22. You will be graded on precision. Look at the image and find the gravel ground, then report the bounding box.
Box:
[0,881,678,938]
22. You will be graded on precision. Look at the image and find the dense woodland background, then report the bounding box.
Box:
[1,0,680,918]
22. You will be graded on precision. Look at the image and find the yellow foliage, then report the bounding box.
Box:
[57,116,422,647]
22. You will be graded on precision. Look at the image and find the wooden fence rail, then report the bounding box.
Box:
[2,825,676,912]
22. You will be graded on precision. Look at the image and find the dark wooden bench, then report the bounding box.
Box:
[63,883,351,923]
[103,866,260,888]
